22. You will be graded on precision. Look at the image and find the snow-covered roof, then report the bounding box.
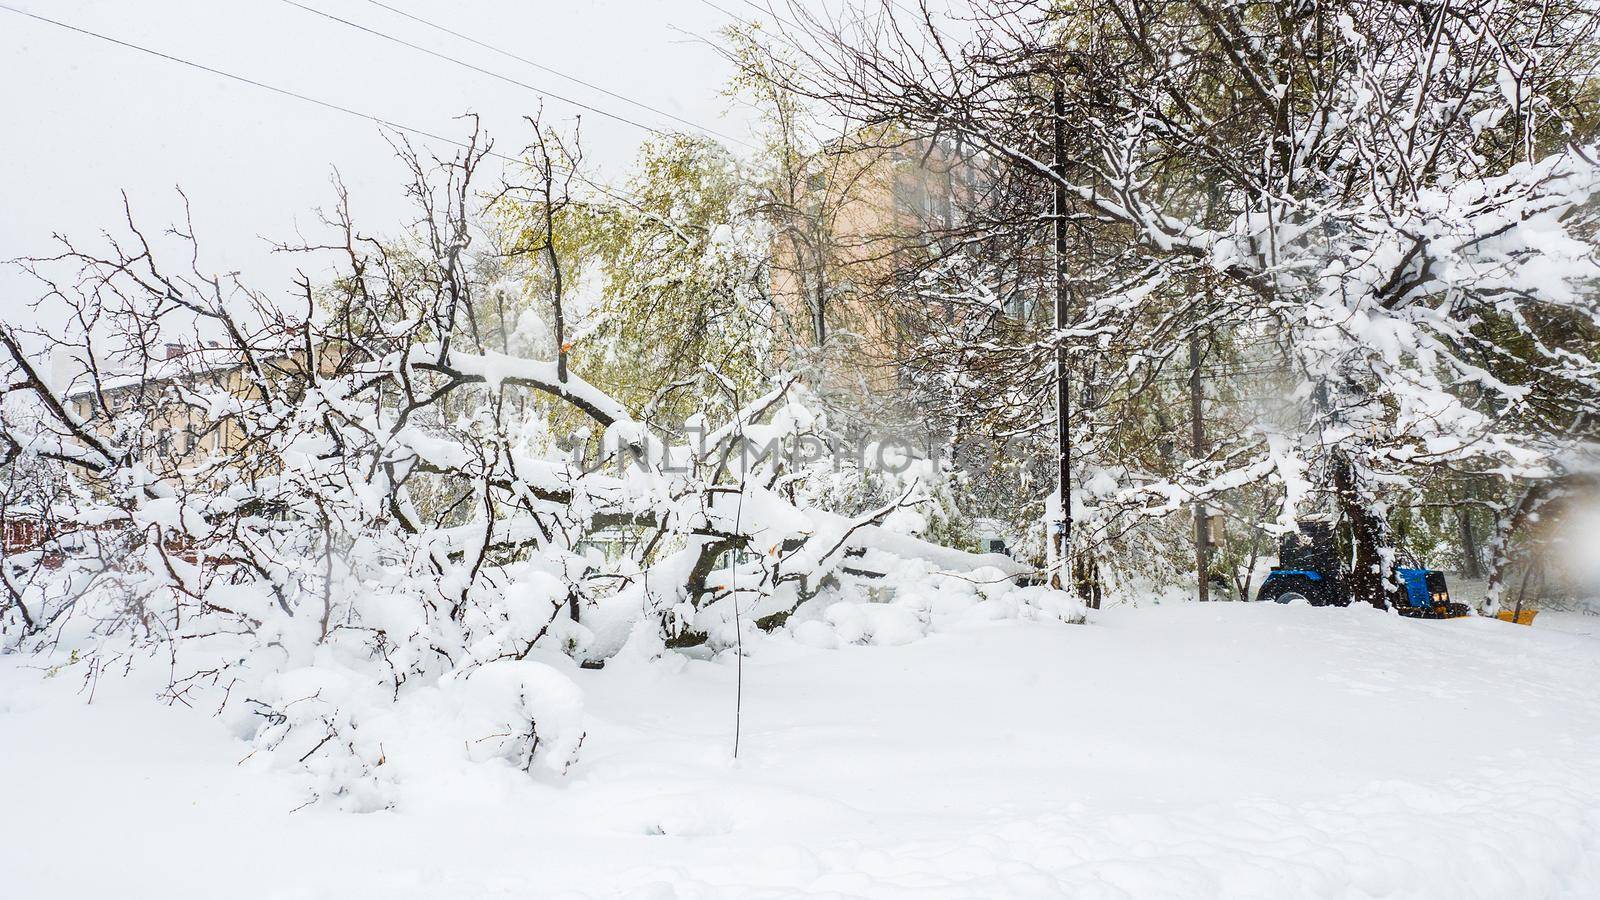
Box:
[60,346,258,400]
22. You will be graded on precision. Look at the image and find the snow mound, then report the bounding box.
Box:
[789,564,1087,648]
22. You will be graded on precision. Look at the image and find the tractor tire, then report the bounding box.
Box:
[1258,576,1329,606]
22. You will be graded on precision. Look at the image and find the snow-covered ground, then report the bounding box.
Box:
[3,602,1598,898]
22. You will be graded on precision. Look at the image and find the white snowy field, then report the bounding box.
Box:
[2,602,1598,899]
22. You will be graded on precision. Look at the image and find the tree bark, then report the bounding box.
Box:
[1455,500,1484,581]
[1190,331,1209,602]
[1050,78,1073,596]
[1333,453,1403,609]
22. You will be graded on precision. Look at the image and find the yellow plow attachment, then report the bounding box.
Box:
[1494,609,1538,626]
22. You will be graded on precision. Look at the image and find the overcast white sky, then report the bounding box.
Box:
[1,0,792,327]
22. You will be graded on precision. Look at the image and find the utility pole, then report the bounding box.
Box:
[812,242,828,348]
[1051,79,1071,593]
[1189,329,1209,602]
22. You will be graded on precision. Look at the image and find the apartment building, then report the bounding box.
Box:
[768,134,977,385]
[63,342,307,472]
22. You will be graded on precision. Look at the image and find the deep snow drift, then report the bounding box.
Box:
[3,602,1597,898]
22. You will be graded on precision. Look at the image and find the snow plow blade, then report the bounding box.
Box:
[1494,609,1538,626]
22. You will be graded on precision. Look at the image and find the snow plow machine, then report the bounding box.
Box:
[1256,521,1472,619]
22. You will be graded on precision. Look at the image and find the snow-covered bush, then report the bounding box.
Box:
[0,128,1028,807]
[439,660,587,775]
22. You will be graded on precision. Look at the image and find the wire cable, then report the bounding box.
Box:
[274,0,673,139]
[359,0,755,150]
[0,2,650,207]
[1,3,503,156]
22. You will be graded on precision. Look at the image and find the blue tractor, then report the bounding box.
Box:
[1256,521,1471,618]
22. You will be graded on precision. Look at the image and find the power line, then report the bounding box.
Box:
[694,0,804,34]
[273,0,675,140]
[358,0,755,150]
[0,2,647,207]
[0,3,494,155]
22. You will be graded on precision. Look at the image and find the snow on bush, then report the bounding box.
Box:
[241,666,398,813]
[438,660,586,776]
[234,656,585,812]
[0,134,1034,808]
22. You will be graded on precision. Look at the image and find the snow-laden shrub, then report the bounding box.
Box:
[242,666,398,813]
[233,655,586,811]
[172,553,590,810]
[439,660,586,776]
[0,130,1034,809]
